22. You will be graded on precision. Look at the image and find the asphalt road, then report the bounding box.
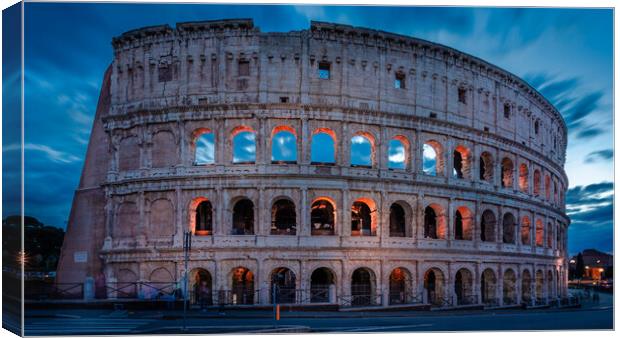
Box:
[22,290,613,335]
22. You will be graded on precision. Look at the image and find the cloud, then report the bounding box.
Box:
[4,143,81,164]
[584,149,613,163]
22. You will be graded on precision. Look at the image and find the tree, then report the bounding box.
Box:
[575,253,585,279]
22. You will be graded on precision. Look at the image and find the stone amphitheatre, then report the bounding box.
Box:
[56,19,570,309]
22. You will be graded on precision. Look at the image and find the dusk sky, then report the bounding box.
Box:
[4,4,613,255]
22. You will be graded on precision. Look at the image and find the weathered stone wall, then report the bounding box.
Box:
[57,19,570,307]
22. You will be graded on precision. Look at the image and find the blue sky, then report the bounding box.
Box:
[5,4,612,255]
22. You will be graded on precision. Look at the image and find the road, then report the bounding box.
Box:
[22,291,613,335]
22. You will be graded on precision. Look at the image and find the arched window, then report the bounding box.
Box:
[503,269,517,305]
[452,145,471,179]
[389,203,407,237]
[231,267,254,305]
[455,268,474,305]
[479,151,493,182]
[388,137,407,170]
[545,174,551,200]
[519,164,529,193]
[534,119,540,135]
[501,157,514,188]
[454,206,473,240]
[194,200,213,235]
[480,210,496,242]
[522,269,532,304]
[232,127,256,164]
[424,204,445,239]
[350,133,373,167]
[351,268,377,306]
[310,268,335,303]
[521,216,531,245]
[311,199,335,236]
[271,199,297,235]
[351,200,375,236]
[533,170,541,196]
[194,131,215,165]
[270,267,296,304]
[481,269,497,305]
[232,198,254,235]
[389,268,412,305]
[535,219,544,246]
[502,213,516,244]
[271,127,297,164]
[311,129,336,165]
[423,141,443,176]
[424,268,445,306]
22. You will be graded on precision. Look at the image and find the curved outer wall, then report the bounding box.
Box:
[57,19,569,307]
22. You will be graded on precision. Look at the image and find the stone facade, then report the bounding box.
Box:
[56,19,569,308]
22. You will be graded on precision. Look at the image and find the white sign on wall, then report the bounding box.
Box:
[74,251,88,263]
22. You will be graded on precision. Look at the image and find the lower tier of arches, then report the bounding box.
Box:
[101,256,568,308]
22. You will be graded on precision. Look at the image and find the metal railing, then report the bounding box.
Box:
[430,296,453,307]
[338,293,383,307]
[388,291,423,305]
[482,297,500,307]
[535,297,548,306]
[456,294,478,306]
[502,296,518,306]
[25,282,84,300]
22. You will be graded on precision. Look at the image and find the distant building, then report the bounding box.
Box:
[569,249,613,280]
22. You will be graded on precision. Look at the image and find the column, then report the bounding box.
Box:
[300,188,309,236]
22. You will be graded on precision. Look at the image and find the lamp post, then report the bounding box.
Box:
[182,231,192,332]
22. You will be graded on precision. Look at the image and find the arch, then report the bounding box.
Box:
[501,157,514,188]
[480,210,496,242]
[388,136,408,170]
[351,198,377,236]
[519,163,529,193]
[454,206,473,240]
[232,198,254,235]
[152,130,178,168]
[118,136,140,171]
[535,270,544,303]
[389,267,412,305]
[190,268,213,306]
[502,212,516,244]
[547,222,553,248]
[534,119,540,134]
[311,128,336,165]
[454,268,475,305]
[479,151,494,182]
[149,267,174,283]
[481,268,497,306]
[193,129,215,165]
[521,269,532,304]
[271,126,297,164]
[149,198,174,237]
[192,199,213,235]
[115,202,138,238]
[533,169,541,196]
[311,198,335,236]
[503,269,517,305]
[232,126,256,164]
[116,269,138,298]
[452,145,471,179]
[424,204,446,239]
[547,270,554,300]
[424,268,446,306]
[310,267,336,303]
[350,132,374,167]
[389,202,409,237]
[521,216,531,245]
[230,266,254,305]
[535,219,544,246]
[545,174,551,200]
[553,180,559,204]
[423,140,443,176]
[351,267,377,306]
[270,267,297,304]
[271,198,297,235]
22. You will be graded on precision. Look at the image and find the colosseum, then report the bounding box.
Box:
[56,18,570,309]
